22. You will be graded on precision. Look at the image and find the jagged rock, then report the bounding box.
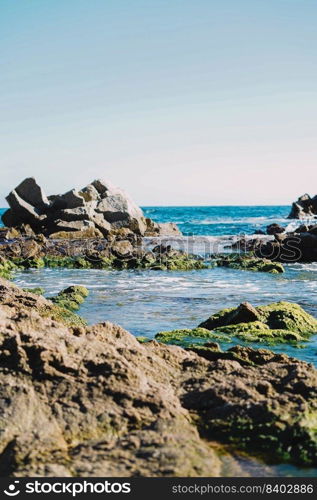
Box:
[145,219,181,236]
[111,240,134,258]
[14,177,49,209]
[50,219,95,233]
[288,193,317,219]
[5,190,42,228]
[0,279,316,475]
[48,228,104,239]
[0,227,20,240]
[2,177,176,239]
[49,189,85,210]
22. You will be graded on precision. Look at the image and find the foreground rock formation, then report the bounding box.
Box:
[1,177,180,238]
[288,193,317,219]
[0,279,316,476]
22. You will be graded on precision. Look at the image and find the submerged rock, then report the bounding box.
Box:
[0,279,316,475]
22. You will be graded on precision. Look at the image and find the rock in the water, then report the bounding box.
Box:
[50,285,89,311]
[266,223,285,235]
[198,301,317,344]
[257,230,317,263]
[288,193,317,219]
[145,218,181,236]
[0,279,316,475]
[2,177,178,239]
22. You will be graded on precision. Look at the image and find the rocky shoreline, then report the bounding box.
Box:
[0,278,316,476]
[0,178,317,477]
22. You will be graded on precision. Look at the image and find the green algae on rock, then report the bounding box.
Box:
[3,248,207,273]
[22,287,45,296]
[198,301,317,344]
[212,254,285,274]
[155,328,231,347]
[50,285,89,312]
[0,257,19,279]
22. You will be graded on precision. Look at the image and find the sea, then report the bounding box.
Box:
[1,205,317,476]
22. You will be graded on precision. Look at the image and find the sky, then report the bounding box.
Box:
[0,0,316,206]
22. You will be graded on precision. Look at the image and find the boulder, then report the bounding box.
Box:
[5,190,43,229]
[288,193,317,219]
[266,223,285,235]
[14,177,49,210]
[257,231,317,263]
[145,219,181,236]
[49,189,85,210]
[111,239,134,258]
[198,300,317,344]
[2,177,181,239]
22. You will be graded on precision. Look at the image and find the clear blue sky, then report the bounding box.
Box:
[1,0,316,206]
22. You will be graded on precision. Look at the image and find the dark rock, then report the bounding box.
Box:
[50,189,85,210]
[288,193,317,219]
[5,190,42,229]
[14,177,49,210]
[266,223,285,235]
[199,302,260,329]
[257,231,317,263]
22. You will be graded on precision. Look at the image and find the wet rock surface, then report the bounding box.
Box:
[0,279,316,476]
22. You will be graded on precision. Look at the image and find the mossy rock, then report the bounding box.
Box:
[0,258,19,279]
[22,287,45,296]
[213,254,285,274]
[136,336,152,343]
[199,301,317,344]
[155,328,232,347]
[39,303,87,327]
[50,285,89,312]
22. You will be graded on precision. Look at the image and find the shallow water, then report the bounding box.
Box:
[13,263,317,366]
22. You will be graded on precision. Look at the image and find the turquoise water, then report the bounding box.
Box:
[143,205,292,235]
[1,205,296,235]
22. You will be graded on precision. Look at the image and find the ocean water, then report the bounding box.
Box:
[0,205,298,235]
[142,205,295,236]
